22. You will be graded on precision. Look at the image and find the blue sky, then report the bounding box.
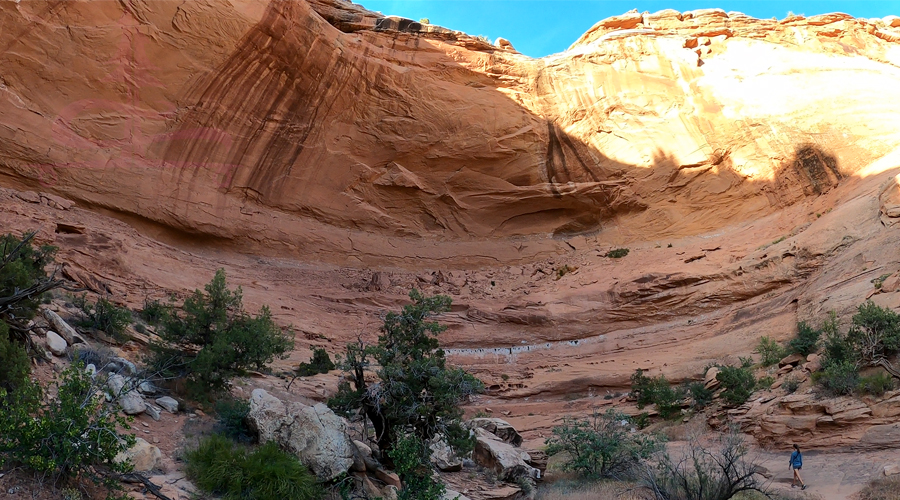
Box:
[358,1,900,57]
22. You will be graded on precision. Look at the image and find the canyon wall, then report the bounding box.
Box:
[2,1,900,265]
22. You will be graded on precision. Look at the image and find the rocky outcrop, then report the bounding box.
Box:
[473,428,539,482]
[728,390,900,449]
[471,419,524,447]
[247,388,355,481]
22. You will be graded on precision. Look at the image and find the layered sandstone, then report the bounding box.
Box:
[2,1,900,265]
[2,1,900,452]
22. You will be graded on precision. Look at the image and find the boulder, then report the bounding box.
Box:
[116,438,162,472]
[373,468,401,488]
[804,353,822,372]
[119,391,147,415]
[247,388,354,481]
[45,330,68,356]
[155,396,180,413]
[41,308,77,344]
[471,418,523,447]
[779,353,804,367]
[108,374,146,415]
[352,439,381,472]
[430,438,463,472]
[473,428,539,482]
[145,403,162,421]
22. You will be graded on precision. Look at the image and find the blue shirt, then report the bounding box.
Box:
[790,450,802,468]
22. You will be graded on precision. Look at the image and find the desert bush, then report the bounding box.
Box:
[215,397,254,442]
[0,362,135,489]
[847,301,900,367]
[686,381,713,409]
[74,294,132,340]
[716,365,756,406]
[858,372,895,396]
[756,376,774,390]
[754,336,784,366]
[815,359,859,396]
[0,232,58,323]
[782,376,800,394]
[149,269,293,397]
[630,369,684,418]
[186,434,322,500]
[788,321,821,356]
[329,290,482,465]
[389,434,446,500]
[641,430,770,500]
[140,297,170,325]
[0,321,30,394]
[419,17,430,24]
[546,409,661,480]
[606,248,630,258]
[858,474,900,500]
[296,347,335,377]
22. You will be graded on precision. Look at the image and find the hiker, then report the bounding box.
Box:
[789,443,806,490]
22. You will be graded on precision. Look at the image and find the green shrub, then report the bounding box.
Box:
[390,434,446,500]
[788,321,821,356]
[0,321,30,394]
[215,397,253,442]
[329,290,483,463]
[605,248,630,259]
[74,295,132,340]
[419,17,430,24]
[186,435,322,500]
[754,336,784,366]
[630,369,682,418]
[815,359,859,396]
[686,381,713,409]
[546,409,661,479]
[859,372,895,397]
[716,365,756,406]
[756,376,774,390]
[782,376,800,394]
[140,298,170,325]
[296,348,335,377]
[0,232,58,324]
[149,269,293,397]
[0,362,135,489]
[848,301,900,362]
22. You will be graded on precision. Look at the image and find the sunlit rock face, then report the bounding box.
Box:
[1,1,899,264]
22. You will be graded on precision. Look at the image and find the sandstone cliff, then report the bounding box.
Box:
[2,1,900,265]
[3,1,900,452]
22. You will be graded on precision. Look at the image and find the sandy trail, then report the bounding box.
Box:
[755,448,899,500]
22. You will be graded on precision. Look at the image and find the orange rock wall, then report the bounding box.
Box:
[2,1,900,265]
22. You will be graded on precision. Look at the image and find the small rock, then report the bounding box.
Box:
[704,367,720,389]
[119,392,147,415]
[374,469,401,488]
[139,381,158,395]
[46,330,68,356]
[885,464,900,476]
[155,396,180,413]
[115,437,162,472]
[41,309,77,344]
[779,353,804,367]
[85,363,97,376]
